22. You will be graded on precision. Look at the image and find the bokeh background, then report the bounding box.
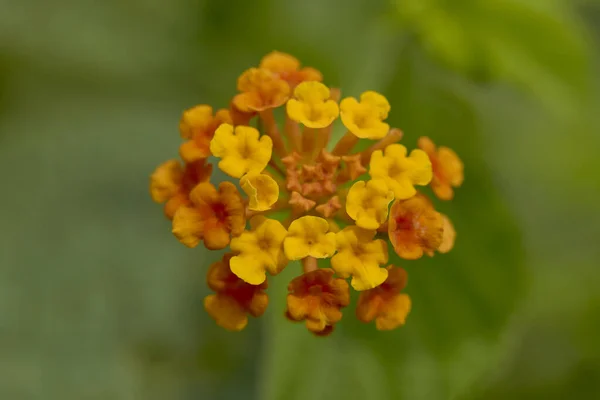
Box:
[1,0,599,399]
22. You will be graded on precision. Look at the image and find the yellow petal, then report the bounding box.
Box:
[230,254,268,285]
[350,262,389,291]
[171,206,204,248]
[283,236,312,260]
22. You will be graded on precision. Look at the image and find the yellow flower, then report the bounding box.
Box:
[286,82,339,128]
[260,51,323,87]
[356,266,411,330]
[233,68,290,112]
[369,144,432,199]
[210,124,273,178]
[283,216,336,260]
[330,226,389,291]
[340,91,391,139]
[346,179,394,230]
[240,172,279,211]
[204,253,269,331]
[230,216,288,285]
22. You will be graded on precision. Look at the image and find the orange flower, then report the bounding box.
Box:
[179,106,232,163]
[204,253,269,331]
[172,181,245,249]
[388,195,443,259]
[418,137,464,200]
[232,68,290,112]
[259,51,323,88]
[286,269,350,335]
[356,266,411,330]
[150,159,213,219]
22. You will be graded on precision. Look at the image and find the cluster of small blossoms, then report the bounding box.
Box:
[150,52,464,335]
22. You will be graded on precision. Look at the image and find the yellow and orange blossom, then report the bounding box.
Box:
[356,266,411,330]
[150,51,464,334]
[150,159,212,219]
[286,269,350,335]
[179,105,232,163]
[260,51,323,88]
[172,181,245,249]
[418,136,464,200]
[388,195,444,259]
[204,253,269,331]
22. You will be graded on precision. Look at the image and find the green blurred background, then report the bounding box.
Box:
[1,0,599,399]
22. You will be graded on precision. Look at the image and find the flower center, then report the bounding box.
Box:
[394,216,413,232]
[212,202,228,221]
[309,284,324,296]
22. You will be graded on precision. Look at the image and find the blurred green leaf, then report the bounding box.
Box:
[258,43,527,400]
[393,0,591,115]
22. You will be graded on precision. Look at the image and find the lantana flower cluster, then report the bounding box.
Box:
[150,52,464,335]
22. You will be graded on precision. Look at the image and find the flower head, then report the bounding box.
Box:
[286,269,350,335]
[172,181,245,249]
[340,91,391,139]
[150,52,464,335]
[369,144,432,199]
[388,195,443,259]
[284,216,336,260]
[346,179,394,230]
[210,124,273,178]
[204,253,268,331]
[331,226,389,291]
[233,68,290,112]
[286,81,339,128]
[356,266,411,330]
[418,137,464,200]
[260,51,323,87]
[230,216,288,285]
